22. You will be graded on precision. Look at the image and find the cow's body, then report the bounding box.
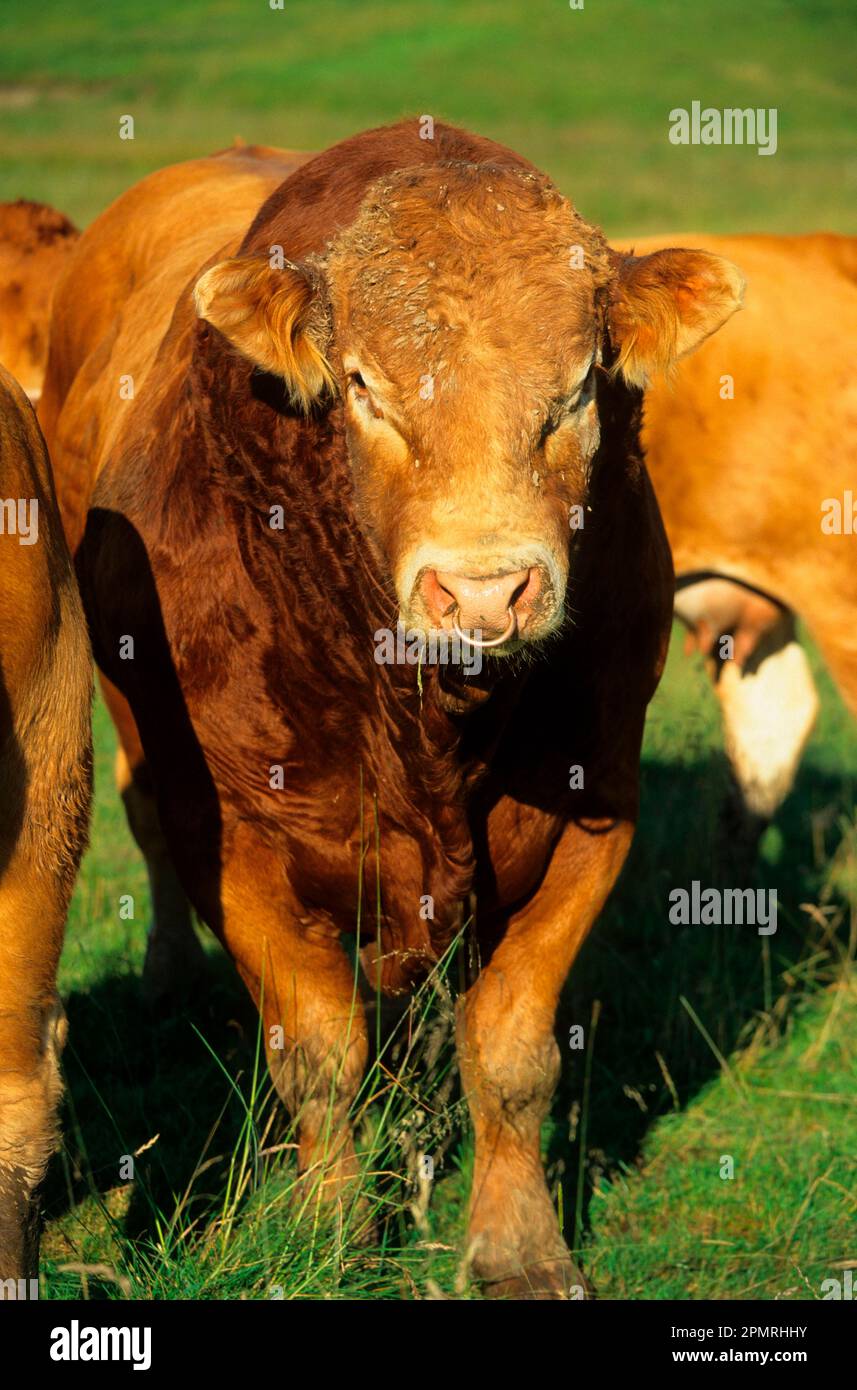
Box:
[0,201,79,404]
[616,232,857,825]
[0,366,91,1288]
[42,123,742,1295]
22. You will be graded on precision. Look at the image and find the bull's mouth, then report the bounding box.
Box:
[395,598,563,659]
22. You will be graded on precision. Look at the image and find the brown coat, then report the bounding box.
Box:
[0,201,79,403]
[0,365,91,1287]
[42,122,741,1295]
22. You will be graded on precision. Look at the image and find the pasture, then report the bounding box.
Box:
[1,0,855,1300]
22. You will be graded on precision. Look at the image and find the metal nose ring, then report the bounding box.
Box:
[452,607,517,649]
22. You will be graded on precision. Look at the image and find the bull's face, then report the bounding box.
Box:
[195,164,744,654]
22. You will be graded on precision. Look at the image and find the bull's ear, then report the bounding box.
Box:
[609,248,745,387]
[193,253,335,410]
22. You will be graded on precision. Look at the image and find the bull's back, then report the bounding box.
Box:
[41,145,307,541]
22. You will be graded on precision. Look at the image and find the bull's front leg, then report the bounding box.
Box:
[457,817,633,1299]
[216,829,369,1214]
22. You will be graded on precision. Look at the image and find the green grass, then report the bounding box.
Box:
[3,0,854,1299]
[1,0,855,232]
[588,980,857,1300]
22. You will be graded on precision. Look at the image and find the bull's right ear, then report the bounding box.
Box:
[193,254,335,411]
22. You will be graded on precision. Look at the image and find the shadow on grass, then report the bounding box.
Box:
[43,746,855,1284]
[553,747,855,1247]
[45,943,260,1261]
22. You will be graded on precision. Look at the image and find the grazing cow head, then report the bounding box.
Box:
[195,164,743,651]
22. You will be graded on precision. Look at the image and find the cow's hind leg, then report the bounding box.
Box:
[0,865,68,1288]
[102,676,206,1005]
[676,581,819,857]
[458,819,633,1299]
[219,834,369,1219]
[116,746,207,1005]
[715,613,819,848]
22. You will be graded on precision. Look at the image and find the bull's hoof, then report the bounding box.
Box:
[482,1265,590,1301]
[289,1167,377,1250]
[141,924,208,1010]
[474,1240,592,1300]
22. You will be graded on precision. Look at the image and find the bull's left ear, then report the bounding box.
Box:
[609,249,745,387]
[193,253,334,410]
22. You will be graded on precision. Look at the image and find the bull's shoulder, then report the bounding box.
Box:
[42,150,299,434]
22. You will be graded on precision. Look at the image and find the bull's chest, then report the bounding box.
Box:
[280,771,561,939]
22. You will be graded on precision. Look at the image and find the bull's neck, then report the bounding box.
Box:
[191,354,525,761]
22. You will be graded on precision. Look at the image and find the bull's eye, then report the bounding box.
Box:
[538,415,560,446]
[539,364,598,447]
[566,363,597,415]
[346,370,385,421]
[577,363,597,408]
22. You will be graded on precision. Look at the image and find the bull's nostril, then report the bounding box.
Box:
[420,569,458,620]
[436,576,458,609]
[509,574,531,609]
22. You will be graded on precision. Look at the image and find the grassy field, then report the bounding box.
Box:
[1,0,854,1299]
[1,0,855,232]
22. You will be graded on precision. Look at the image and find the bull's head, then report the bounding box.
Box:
[194,163,743,653]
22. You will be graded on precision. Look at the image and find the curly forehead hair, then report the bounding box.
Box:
[326,161,615,292]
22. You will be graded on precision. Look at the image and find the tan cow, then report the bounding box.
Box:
[0,201,79,404]
[0,365,92,1292]
[617,233,857,830]
[41,122,742,1296]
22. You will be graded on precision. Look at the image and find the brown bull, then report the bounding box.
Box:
[0,365,91,1292]
[42,121,742,1296]
[620,232,857,829]
[0,201,79,404]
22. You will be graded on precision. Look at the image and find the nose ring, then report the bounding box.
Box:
[452,607,517,649]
